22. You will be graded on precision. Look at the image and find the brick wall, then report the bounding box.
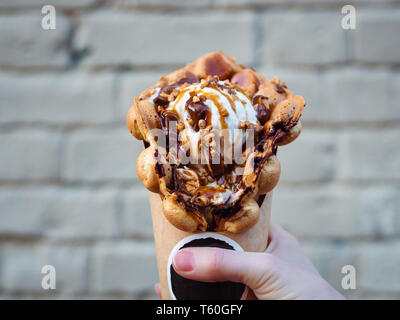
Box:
[0,0,399,299]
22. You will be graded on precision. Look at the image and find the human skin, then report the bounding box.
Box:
[155,224,345,300]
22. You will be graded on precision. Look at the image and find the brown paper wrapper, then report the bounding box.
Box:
[149,191,272,300]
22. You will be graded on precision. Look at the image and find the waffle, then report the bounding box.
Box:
[127,51,305,233]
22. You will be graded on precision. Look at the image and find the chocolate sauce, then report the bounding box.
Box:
[257,194,266,207]
[160,111,179,135]
[275,84,286,94]
[257,104,270,125]
[170,238,246,300]
[152,73,198,107]
[176,72,199,86]
[186,99,210,132]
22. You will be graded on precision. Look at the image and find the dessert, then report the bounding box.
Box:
[127,51,305,234]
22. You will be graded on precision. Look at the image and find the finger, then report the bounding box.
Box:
[172,247,277,291]
[173,246,344,300]
[155,283,161,299]
[266,223,318,274]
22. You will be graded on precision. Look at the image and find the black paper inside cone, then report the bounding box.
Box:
[170,237,245,300]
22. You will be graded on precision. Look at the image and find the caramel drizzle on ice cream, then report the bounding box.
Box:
[151,77,258,160]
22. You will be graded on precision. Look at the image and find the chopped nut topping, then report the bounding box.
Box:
[177,122,185,131]
[160,92,169,98]
[198,195,209,206]
[198,119,206,129]
[193,96,200,103]
[275,84,286,94]
[220,108,229,117]
[181,83,191,88]
[176,168,200,194]
[203,133,215,147]
[239,121,251,129]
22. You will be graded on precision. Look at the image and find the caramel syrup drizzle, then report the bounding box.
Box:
[199,91,228,130]
[170,87,190,115]
[169,81,254,131]
[213,85,237,113]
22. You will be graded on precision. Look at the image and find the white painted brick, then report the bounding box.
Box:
[260,68,398,124]
[0,187,120,239]
[259,68,323,123]
[219,0,400,4]
[272,185,400,238]
[121,187,153,239]
[117,72,162,123]
[141,291,160,300]
[75,11,254,66]
[0,131,60,181]
[0,14,70,68]
[359,241,400,292]
[324,69,397,123]
[92,241,158,293]
[42,189,118,239]
[278,131,336,182]
[273,186,361,238]
[0,295,20,300]
[338,130,400,180]
[62,129,143,182]
[114,0,212,7]
[302,241,359,295]
[352,10,400,64]
[0,72,116,125]
[0,188,50,235]
[1,245,44,292]
[216,0,379,5]
[392,73,400,113]
[0,0,98,8]
[261,12,346,66]
[358,187,400,238]
[2,244,88,293]
[348,291,400,300]
[43,246,89,294]
[0,247,3,290]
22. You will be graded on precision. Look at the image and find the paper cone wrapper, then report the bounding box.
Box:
[149,191,272,300]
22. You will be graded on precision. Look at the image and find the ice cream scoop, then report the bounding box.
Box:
[148,78,258,161]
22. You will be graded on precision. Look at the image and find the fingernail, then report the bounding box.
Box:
[173,250,194,272]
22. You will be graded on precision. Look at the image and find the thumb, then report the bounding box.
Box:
[172,247,278,291]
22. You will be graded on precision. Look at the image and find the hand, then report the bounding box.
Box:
[156,224,345,300]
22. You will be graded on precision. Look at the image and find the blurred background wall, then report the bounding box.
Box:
[0,0,399,299]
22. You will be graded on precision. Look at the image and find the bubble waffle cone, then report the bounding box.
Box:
[127,51,305,234]
[127,51,305,300]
